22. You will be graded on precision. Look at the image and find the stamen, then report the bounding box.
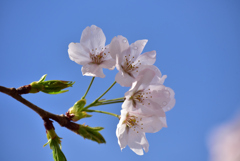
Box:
[123,113,144,133]
[89,51,107,65]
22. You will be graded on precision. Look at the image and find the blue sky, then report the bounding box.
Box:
[0,0,240,161]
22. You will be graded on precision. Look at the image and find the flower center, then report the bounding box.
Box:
[89,47,108,65]
[123,113,144,133]
[121,55,141,78]
[130,89,152,107]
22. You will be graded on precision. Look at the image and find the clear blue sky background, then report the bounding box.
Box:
[0,1,240,161]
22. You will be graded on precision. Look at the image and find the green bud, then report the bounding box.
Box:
[73,99,87,112]
[66,99,91,121]
[29,81,42,93]
[44,129,67,161]
[77,124,106,144]
[29,74,74,94]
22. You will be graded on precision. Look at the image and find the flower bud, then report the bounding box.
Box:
[29,81,43,93]
[29,74,74,94]
[66,99,91,121]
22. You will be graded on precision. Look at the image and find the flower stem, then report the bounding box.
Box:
[81,77,95,99]
[83,81,117,110]
[93,97,124,106]
[96,81,116,101]
[86,109,119,118]
[83,97,124,109]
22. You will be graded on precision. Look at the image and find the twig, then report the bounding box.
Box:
[0,85,79,133]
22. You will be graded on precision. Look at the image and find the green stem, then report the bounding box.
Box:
[86,109,119,118]
[83,81,117,110]
[82,77,95,99]
[96,81,116,101]
[98,97,124,103]
[93,97,125,106]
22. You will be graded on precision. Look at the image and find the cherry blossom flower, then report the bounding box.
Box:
[68,25,115,78]
[208,113,240,161]
[122,68,176,116]
[109,35,156,86]
[116,109,167,155]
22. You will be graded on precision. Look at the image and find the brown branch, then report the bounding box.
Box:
[0,85,79,133]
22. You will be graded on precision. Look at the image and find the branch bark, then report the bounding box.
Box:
[0,85,79,133]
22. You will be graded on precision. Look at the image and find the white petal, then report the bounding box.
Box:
[149,85,175,112]
[81,64,105,78]
[136,65,162,85]
[133,68,156,90]
[115,53,123,71]
[101,45,116,69]
[129,39,148,58]
[122,98,133,108]
[109,35,129,60]
[141,134,149,153]
[157,75,167,84]
[128,130,149,155]
[140,116,166,133]
[99,59,116,70]
[163,87,176,112]
[115,72,134,87]
[116,124,128,150]
[68,43,91,65]
[151,74,166,85]
[159,117,168,127]
[136,103,166,117]
[136,50,156,65]
[116,109,129,150]
[80,25,106,50]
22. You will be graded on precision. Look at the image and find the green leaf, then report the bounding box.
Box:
[78,125,106,144]
[42,90,69,94]
[49,139,67,161]
[38,74,47,83]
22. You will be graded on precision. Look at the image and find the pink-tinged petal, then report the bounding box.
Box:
[109,35,129,60]
[80,25,106,50]
[115,53,123,71]
[115,72,134,87]
[136,103,166,117]
[141,135,149,153]
[116,124,128,150]
[149,84,175,112]
[116,109,129,150]
[81,64,105,78]
[136,65,162,85]
[150,85,170,106]
[141,116,166,133]
[157,75,167,85]
[137,50,156,65]
[99,59,116,70]
[159,117,168,127]
[132,68,155,90]
[162,87,176,112]
[129,39,148,58]
[68,43,91,65]
[128,130,148,155]
[102,45,115,61]
[122,98,134,111]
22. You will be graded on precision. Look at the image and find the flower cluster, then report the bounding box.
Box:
[68,25,175,155]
